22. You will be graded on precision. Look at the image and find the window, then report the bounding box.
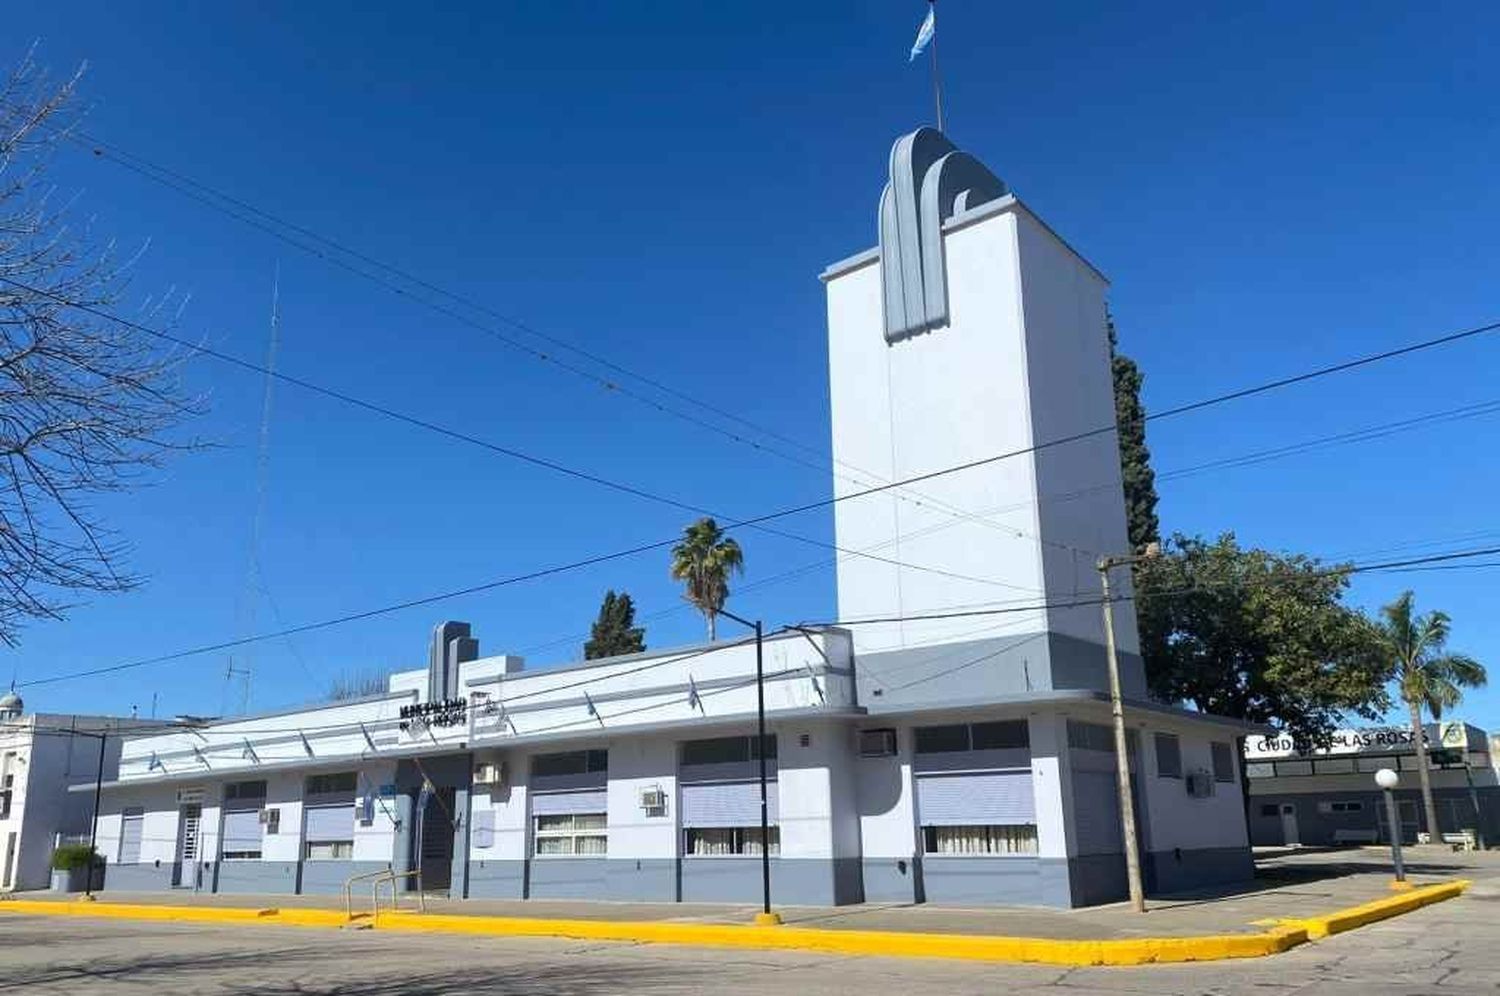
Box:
[1066,721,1115,754]
[303,783,355,861]
[263,808,281,835]
[221,783,266,861]
[1260,804,1280,817]
[1211,742,1236,783]
[922,825,1038,855]
[119,807,144,863]
[531,749,609,778]
[225,780,267,803]
[915,720,1028,754]
[914,724,971,754]
[971,721,1029,750]
[680,736,776,767]
[533,812,607,856]
[1327,801,1364,814]
[1154,733,1182,778]
[1314,758,1355,775]
[858,729,897,757]
[305,772,357,797]
[685,826,779,856]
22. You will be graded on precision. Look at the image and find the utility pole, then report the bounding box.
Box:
[718,608,779,926]
[1097,542,1159,914]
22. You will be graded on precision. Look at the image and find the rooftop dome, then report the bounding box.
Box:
[0,689,22,717]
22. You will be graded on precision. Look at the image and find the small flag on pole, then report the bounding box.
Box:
[909,6,935,62]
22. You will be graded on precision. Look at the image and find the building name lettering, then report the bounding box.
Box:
[399,697,467,731]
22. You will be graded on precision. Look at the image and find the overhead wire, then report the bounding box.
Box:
[10,290,1500,690]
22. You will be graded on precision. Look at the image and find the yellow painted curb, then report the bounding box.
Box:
[1284,880,1469,940]
[0,878,1469,967]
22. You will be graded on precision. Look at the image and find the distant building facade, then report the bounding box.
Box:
[1244,722,1499,846]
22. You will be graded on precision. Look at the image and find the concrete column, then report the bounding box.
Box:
[392,792,415,888]
[450,786,471,899]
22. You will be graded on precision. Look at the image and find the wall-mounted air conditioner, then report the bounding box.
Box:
[473,760,506,786]
[639,786,667,817]
[1186,771,1215,799]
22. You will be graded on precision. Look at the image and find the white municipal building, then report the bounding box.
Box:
[80,129,1258,907]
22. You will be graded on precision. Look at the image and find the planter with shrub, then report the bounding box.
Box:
[49,844,104,892]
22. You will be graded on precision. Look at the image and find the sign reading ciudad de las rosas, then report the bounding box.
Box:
[1245,724,1470,759]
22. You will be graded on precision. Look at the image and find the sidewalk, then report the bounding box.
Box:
[3,849,1487,965]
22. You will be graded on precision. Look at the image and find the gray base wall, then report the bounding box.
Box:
[100,862,175,892]
[680,857,860,906]
[527,858,608,900]
[1248,788,1500,847]
[604,859,677,902]
[299,860,390,895]
[1067,853,1128,906]
[915,856,1071,907]
[1145,846,1254,895]
[861,857,920,903]
[466,859,525,899]
[215,861,298,895]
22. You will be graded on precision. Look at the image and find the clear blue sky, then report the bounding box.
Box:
[5,2,1498,731]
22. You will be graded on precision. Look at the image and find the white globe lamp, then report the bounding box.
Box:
[1374,767,1399,790]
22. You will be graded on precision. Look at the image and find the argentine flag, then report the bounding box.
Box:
[909,7,935,62]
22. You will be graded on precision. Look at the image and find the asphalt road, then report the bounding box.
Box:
[2,877,1498,996]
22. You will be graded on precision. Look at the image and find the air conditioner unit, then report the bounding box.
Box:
[1186,771,1215,799]
[858,728,898,758]
[473,761,506,786]
[639,786,667,817]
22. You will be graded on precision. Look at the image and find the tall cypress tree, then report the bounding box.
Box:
[584,590,646,660]
[1108,314,1160,552]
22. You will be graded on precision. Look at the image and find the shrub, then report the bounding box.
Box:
[50,844,100,871]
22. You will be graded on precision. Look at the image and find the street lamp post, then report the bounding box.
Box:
[1097,543,1159,914]
[1375,768,1408,888]
[716,608,779,926]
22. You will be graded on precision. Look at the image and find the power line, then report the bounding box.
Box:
[0,274,1040,599]
[64,126,1047,551]
[10,278,1500,686]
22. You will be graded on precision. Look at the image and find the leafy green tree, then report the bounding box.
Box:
[669,517,744,641]
[1108,315,1160,553]
[1137,533,1389,749]
[1374,591,1486,842]
[584,590,646,660]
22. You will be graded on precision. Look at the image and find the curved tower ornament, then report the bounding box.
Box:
[878,128,1008,343]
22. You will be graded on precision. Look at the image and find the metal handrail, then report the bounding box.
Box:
[342,868,393,920]
[371,869,425,921]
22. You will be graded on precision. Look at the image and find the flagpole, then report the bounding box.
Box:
[928,0,945,132]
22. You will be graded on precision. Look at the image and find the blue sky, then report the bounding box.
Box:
[5,2,1498,730]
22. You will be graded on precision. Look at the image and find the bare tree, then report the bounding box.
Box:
[0,51,200,645]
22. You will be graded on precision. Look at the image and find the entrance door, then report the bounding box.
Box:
[417,787,455,894]
[2,831,15,889]
[1279,803,1300,846]
[172,804,202,887]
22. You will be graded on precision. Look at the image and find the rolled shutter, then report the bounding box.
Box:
[119,811,143,864]
[304,804,353,842]
[531,790,607,816]
[221,809,262,853]
[680,780,778,828]
[916,770,1035,826]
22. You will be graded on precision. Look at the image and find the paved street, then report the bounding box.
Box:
[3,862,1498,995]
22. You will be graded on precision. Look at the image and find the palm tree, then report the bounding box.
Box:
[669,517,744,641]
[1375,590,1486,844]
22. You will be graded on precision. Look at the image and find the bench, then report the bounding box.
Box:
[1417,830,1479,851]
[1331,828,1379,844]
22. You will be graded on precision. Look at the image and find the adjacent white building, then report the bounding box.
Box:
[0,692,145,892]
[71,127,1259,906]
